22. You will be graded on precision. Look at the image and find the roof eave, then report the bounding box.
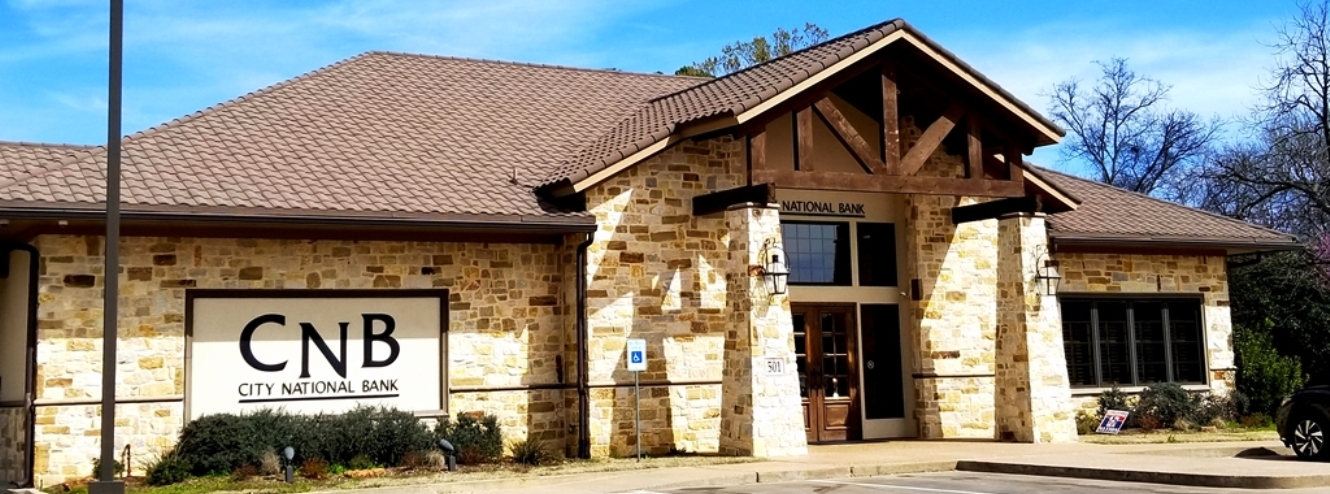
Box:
[1050,233,1302,255]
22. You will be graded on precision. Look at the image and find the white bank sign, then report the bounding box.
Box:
[186,290,446,420]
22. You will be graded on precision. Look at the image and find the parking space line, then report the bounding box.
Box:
[808,479,997,494]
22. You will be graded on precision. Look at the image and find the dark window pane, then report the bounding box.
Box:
[857,223,898,287]
[1168,301,1205,383]
[1133,302,1168,384]
[1060,299,1096,386]
[782,222,850,285]
[861,305,905,419]
[1097,301,1133,385]
[793,313,808,399]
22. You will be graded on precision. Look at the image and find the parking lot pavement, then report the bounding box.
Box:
[635,471,1330,494]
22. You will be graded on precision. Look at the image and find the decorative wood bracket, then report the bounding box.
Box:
[693,183,777,216]
[951,196,1040,224]
[812,98,885,174]
[901,103,966,176]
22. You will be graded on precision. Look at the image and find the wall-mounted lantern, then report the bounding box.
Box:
[759,241,789,296]
[1035,258,1062,296]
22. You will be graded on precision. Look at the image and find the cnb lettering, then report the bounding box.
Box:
[238,313,401,378]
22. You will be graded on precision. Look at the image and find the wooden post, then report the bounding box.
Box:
[967,116,982,180]
[1005,142,1025,186]
[882,61,901,175]
[796,108,815,171]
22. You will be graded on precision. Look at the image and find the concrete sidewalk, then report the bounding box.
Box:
[316,440,1329,494]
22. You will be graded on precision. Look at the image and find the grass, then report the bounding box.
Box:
[44,455,757,494]
[1081,429,1279,444]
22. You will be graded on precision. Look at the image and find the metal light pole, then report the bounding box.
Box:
[89,1,124,493]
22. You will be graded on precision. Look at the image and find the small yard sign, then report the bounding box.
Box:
[1097,410,1130,434]
[627,338,647,372]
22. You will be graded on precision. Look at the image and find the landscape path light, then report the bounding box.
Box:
[438,438,457,472]
[283,446,295,483]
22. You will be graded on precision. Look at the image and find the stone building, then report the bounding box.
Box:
[0,19,1298,487]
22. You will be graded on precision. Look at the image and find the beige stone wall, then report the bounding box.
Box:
[718,205,807,457]
[1055,251,1235,399]
[1,407,25,485]
[581,136,744,456]
[32,403,181,486]
[30,235,568,484]
[902,115,1000,439]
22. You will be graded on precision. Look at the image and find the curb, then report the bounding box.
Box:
[956,460,1330,490]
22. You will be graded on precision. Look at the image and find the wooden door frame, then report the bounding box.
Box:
[791,302,862,442]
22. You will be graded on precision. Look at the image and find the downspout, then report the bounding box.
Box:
[2,241,39,488]
[575,233,593,459]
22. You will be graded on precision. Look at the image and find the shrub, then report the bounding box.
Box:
[1190,392,1240,426]
[509,438,553,466]
[424,450,447,472]
[171,406,435,476]
[145,451,189,486]
[1097,385,1131,418]
[1241,413,1274,429]
[348,454,377,471]
[1235,323,1305,416]
[1137,413,1162,432]
[1135,383,1195,426]
[1075,410,1099,435]
[259,451,281,476]
[230,464,258,482]
[398,451,425,470]
[91,457,125,478]
[300,458,330,480]
[435,412,503,464]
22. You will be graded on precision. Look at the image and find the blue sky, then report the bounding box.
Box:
[0,0,1300,172]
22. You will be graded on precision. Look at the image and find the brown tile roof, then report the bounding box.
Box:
[0,52,702,226]
[1041,168,1299,247]
[537,18,1064,191]
[0,141,94,184]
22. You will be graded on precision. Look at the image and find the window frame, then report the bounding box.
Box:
[1059,294,1208,388]
[780,220,853,286]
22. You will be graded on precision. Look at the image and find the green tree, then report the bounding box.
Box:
[676,23,829,77]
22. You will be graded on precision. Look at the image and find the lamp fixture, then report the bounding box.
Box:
[282,446,295,483]
[759,240,789,296]
[1035,257,1062,296]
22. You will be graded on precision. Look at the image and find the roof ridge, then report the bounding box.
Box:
[0,140,96,149]
[646,18,905,105]
[367,50,711,82]
[1037,166,1298,240]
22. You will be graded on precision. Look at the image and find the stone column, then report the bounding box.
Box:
[995,213,1078,443]
[718,203,808,457]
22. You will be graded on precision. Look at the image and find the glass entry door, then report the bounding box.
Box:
[792,304,860,442]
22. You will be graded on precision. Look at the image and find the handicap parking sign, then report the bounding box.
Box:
[626,338,647,371]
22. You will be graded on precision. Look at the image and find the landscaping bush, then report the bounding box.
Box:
[509,438,553,466]
[1074,410,1099,435]
[300,458,330,480]
[1097,386,1130,417]
[1134,383,1195,426]
[1235,322,1305,416]
[164,406,441,483]
[145,451,189,486]
[230,464,259,481]
[434,412,503,464]
[90,457,125,478]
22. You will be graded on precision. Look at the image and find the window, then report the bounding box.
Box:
[1061,298,1206,387]
[781,222,851,285]
[856,223,898,287]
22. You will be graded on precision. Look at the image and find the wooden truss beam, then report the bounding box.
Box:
[753,169,1025,197]
[796,109,815,171]
[951,196,1040,224]
[813,98,885,174]
[693,183,777,216]
[966,115,983,179]
[901,103,966,176]
[1005,142,1025,186]
[882,61,901,175]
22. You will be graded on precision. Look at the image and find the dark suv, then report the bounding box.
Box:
[1277,385,1330,460]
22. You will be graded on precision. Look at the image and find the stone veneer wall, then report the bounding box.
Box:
[1054,252,1236,411]
[901,115,1000,439]
[580,136,744,456]
[30,235,568,486]
[0,407,25,485]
